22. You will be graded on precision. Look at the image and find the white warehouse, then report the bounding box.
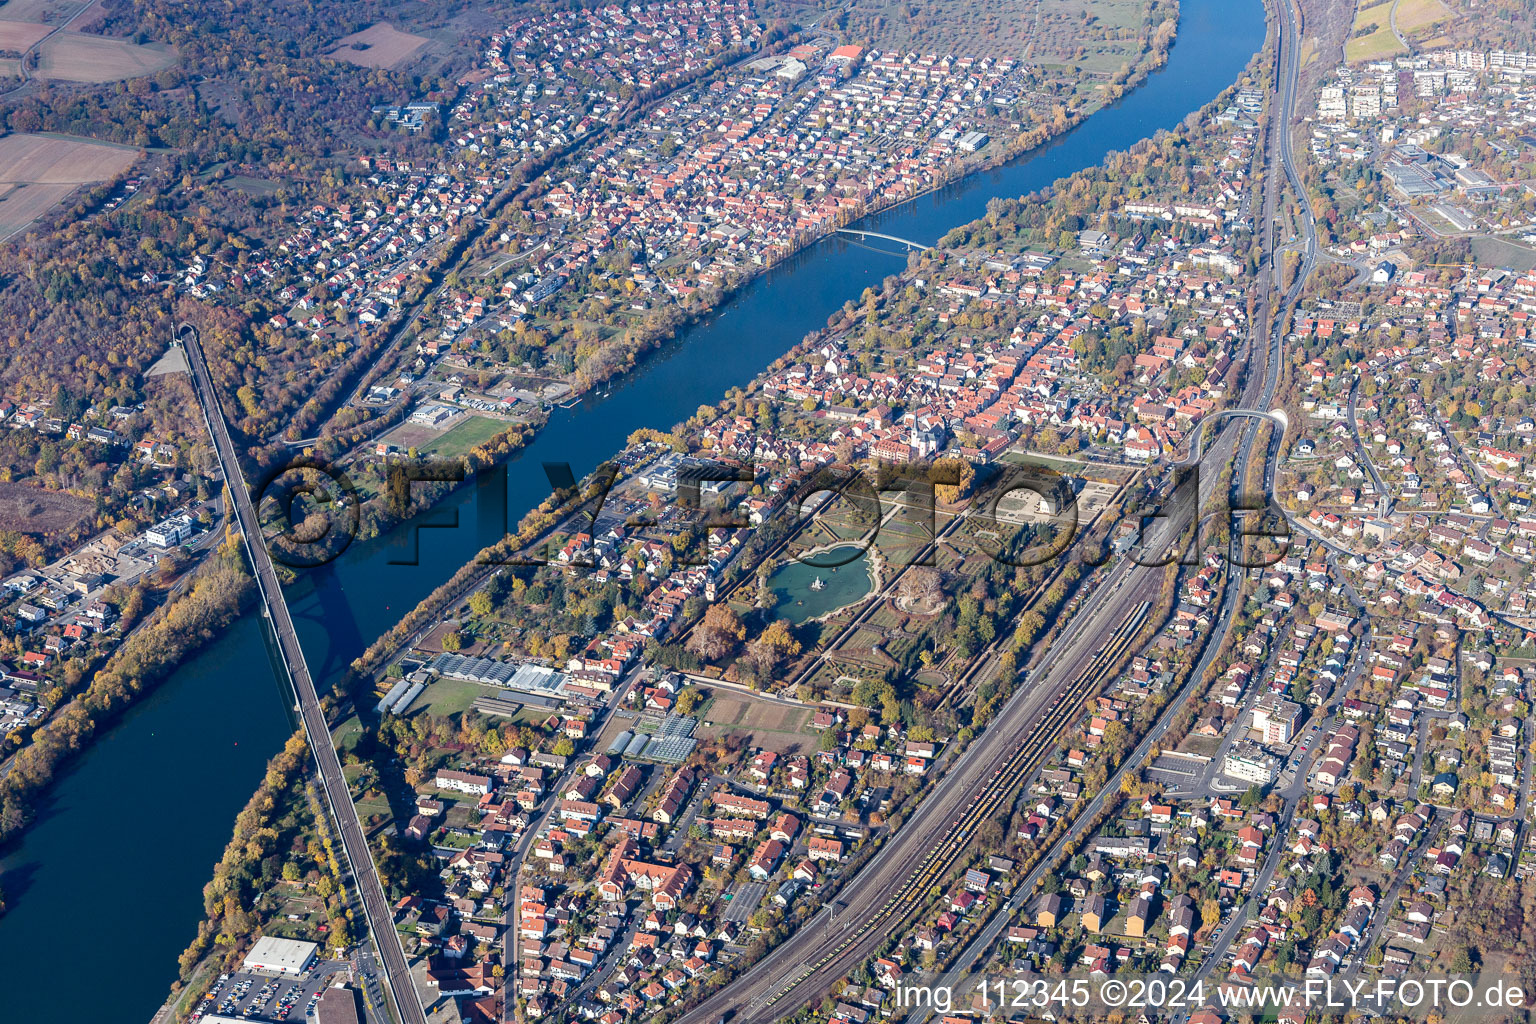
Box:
[242,936,318,976]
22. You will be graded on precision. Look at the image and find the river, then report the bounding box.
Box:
[0,0,1264,1016]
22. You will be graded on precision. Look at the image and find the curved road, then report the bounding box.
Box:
[1346,373,1392,511]
[0,0,101,103]
[1388,0,1411,53]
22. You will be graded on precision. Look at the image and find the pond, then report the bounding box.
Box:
[767,545,878,625]
[0,1,1269,1016]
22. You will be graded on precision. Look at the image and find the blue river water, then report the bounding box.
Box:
[0,0,1265,1015]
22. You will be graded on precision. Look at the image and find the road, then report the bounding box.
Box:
[669,576,1159,1024]
[1,509,224,781]
[178,323,427,1024]
[1346,373,1392,512]
[0,0,101,107]
[1344,809,1442,980]
[505,669,640,1022]
[1191,545,1376,984]
[668,1,1320,1021]
[917,538,1252,1012]
[1388,0,1411,53]
[1192,628,1367,985]
[302,39,795,448]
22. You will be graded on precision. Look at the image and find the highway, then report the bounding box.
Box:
[670,0,1319,1020]
[178,323,427,1024]
[1178,0,1319,983]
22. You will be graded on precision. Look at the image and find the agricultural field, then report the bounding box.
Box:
[0,20,49,50]
[762,0,1164,65]
[0,131,139,237]
[324,22,430,69]
[36,31,177,82]
[1470,236,1536,273]
[1034,0,1170,73]
[1345,0,1406,61]
[0,132,139,182]
[697,690,814,752]
[0,181,73,238]
[1394,0,1452,40]
[0,0,87,22]
[820,0,1041,56]
[221,175,280,198]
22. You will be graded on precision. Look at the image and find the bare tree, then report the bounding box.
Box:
[900,566,942,606]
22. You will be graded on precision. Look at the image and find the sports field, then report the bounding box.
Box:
[422,415,507,458]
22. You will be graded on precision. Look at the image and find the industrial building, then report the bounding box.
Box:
[241,936,318,976]
[316,984,361,1024]
[145,512,195,548]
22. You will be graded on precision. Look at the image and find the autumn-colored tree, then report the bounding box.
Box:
[747,619,802,675]
[899,566,942,607]
[932,457,975,505]
[687,604,746,661]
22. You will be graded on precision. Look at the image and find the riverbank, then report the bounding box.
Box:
[256,5,1189,653]
[0,1,1267,1019]
[0,541,253,849]
[301,3,1183,474]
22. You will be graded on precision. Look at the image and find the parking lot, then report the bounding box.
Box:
[191,960,350,1023]
[1146,752,1207,793]
[720,882,766,925]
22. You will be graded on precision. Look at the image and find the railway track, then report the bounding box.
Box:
[757,600,1153,1011]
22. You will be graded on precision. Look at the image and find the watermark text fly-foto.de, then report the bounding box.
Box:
[258,453,1292,573]
[894,975,1528,1018]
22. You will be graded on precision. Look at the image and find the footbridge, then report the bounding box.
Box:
[835,228,930,250]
